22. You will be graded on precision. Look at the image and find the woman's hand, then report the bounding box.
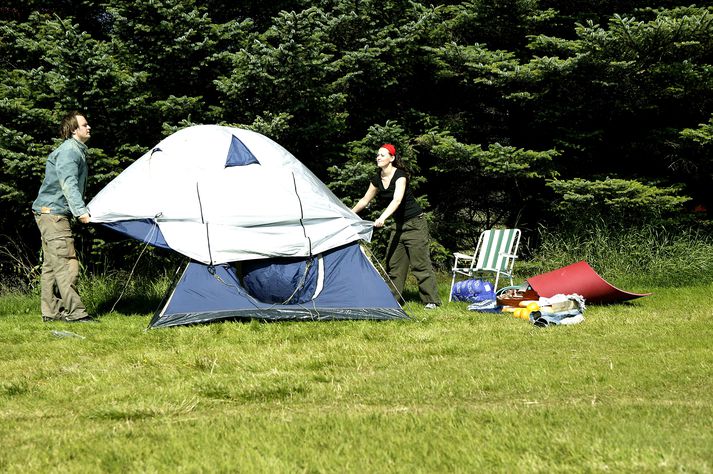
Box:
[374,216,386,228]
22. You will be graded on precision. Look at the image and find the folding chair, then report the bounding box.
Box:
[449,228,521,302]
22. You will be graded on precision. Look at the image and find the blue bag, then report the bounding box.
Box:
[451,279,495,303]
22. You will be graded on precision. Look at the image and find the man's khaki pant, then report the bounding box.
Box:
[34,214,88,320]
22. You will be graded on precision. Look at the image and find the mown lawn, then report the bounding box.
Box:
[1,281,711,473]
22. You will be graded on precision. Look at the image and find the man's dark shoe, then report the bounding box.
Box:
[42,316,61,322]
[64,316,98,323]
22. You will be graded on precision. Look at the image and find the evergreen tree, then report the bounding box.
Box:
[1,1,709,280]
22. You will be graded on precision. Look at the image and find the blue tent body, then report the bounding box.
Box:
[149,242,408,328]
[103,219,170,249]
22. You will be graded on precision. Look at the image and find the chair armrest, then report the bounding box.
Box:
[453,252,475,259]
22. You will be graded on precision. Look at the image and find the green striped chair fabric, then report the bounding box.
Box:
[449,229,521,302]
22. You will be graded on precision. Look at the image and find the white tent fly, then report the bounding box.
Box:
[88,125,373,264]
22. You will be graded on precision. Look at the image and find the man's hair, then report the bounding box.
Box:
[59,111,85,139]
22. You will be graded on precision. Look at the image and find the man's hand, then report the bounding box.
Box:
[78,213,90,224]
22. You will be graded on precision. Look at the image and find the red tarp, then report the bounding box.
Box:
[527,260,652,304]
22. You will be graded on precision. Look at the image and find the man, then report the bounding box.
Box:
[32,111,95,323]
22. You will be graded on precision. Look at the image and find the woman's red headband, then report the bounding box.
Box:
[381,143,396,156]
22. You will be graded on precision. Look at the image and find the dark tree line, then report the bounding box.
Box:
[1,1,711,278]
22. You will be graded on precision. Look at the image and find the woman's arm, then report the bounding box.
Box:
[352,183,378,214]
[374,176,406,228]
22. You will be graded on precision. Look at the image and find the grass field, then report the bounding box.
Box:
[1,276,711,473]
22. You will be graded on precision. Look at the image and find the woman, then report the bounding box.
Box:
[352,144,441,309]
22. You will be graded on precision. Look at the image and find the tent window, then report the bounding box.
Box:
[225,135,260,167]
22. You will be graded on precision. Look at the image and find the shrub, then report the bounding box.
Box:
[524,223,713,287]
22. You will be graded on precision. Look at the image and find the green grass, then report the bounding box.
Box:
[1,279,712,472]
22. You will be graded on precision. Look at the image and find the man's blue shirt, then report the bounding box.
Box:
[32,138,88,217]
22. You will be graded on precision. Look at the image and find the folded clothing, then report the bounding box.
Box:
[538,293,586,313]
[531,309,584,327]
[467,299,498,311]
[530,294,586,327]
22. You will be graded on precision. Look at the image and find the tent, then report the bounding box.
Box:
[87,125,408,327]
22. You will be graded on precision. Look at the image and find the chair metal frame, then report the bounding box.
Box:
[449,228,521,302]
